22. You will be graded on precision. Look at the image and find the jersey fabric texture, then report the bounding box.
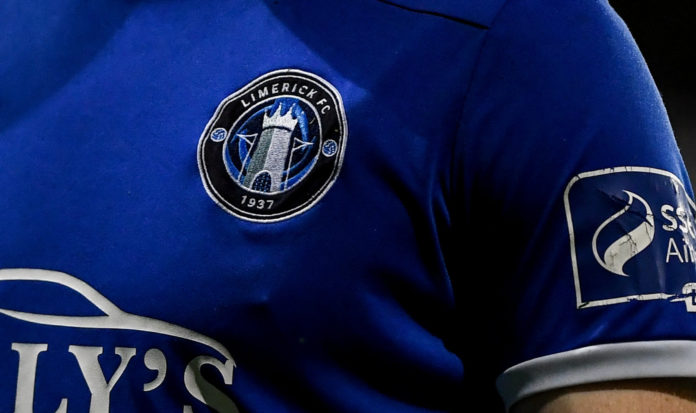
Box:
[2,0,696,412]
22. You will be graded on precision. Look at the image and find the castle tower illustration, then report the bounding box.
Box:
[242,105,299,192]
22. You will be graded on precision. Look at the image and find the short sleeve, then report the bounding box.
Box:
[452,0,696,409]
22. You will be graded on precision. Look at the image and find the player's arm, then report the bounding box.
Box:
[512,379,696,413]
[454,0,696,410]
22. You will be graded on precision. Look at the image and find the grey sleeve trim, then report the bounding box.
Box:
[496,340,696,411]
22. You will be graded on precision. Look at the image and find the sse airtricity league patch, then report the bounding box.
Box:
[565,167,696,312]
[198,69,347,222]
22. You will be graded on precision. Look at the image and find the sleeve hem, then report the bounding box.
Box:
[496,340,696,411]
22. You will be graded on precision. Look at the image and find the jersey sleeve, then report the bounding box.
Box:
[452,0,696,409]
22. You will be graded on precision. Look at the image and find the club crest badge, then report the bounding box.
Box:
[198,69,347,222]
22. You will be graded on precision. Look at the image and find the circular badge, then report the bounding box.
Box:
[198,69,347,222]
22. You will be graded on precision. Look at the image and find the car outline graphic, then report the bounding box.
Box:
[0,268,233,362]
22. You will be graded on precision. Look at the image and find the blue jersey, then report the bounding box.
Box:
[2,0,696,412]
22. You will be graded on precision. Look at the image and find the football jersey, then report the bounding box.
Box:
[2,0,696,412]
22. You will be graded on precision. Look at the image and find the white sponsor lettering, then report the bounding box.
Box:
[143,348,167,392]
[665,237,696,263]
[662,204,679,231]
[0,269,239,412]
[660,204,696,238]
[667,237,685,263]
[12,343,47,413]
[8,342,239,413]
[69,346,136,413]
[184,356,237,413]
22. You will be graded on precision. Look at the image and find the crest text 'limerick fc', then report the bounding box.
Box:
[198,69,347,222]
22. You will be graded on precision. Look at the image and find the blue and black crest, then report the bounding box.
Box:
[198,69,347,222]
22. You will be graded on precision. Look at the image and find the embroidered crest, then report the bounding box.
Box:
[198,69,347,222]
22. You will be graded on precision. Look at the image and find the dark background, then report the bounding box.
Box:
[610,1,696,179]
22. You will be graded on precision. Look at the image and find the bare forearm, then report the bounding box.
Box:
[512,379,696,413]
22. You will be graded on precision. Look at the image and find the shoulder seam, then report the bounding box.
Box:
[376,0,491,29]
[445,0,511,208]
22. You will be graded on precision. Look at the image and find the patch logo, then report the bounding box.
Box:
[198,69,347,222]
[564,167,696,312]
